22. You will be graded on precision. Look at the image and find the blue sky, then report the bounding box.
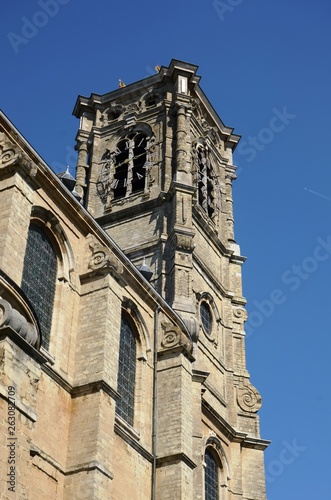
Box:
[1,1,331,498]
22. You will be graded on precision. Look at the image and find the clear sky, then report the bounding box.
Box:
[1,1,330,498]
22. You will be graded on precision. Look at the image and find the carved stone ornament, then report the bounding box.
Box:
[0,132,37,176]
[0,298,39,347]
[233,307,248,322]
[178,313,199,343]
[175,233,195,251]
[160,322,193,354]
[87,237,123,276]
[237,380,262,413]
[100,103,124,126]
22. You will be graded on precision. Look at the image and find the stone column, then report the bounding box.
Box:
[75,138,89,201]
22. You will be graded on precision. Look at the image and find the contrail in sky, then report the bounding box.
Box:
[304,188,331,201]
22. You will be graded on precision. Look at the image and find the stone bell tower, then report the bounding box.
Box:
[73,59,268,499]
[73,60,239,318]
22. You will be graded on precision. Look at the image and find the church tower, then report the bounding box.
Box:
[72,59,269,498]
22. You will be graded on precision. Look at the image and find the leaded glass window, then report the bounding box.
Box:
[205,448,219,500]
[115,314,137,426]
[200,301,212,336]
[21,224,57,350]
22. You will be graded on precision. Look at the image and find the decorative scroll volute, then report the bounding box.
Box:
[233,306,248,325]
[160,321,193,354]
[0,133,20,167]
[87,236,123,277]
[0,133,37,176]
[236,379,262,413]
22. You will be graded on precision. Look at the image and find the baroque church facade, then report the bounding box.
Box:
[0,59,269,499]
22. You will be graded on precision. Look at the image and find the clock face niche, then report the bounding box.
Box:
[97,130,155,204]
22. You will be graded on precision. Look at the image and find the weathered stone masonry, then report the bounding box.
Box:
[0,60,269,499]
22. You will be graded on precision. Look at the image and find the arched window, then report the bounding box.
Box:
[21,224,57,350]
[205,448,219,500]
[197,145,216,219]
[115,313,137,426]
[112,132,148,199]
[200,300,213,336]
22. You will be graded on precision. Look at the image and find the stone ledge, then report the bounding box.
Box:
[30,444,114,480]
[114,415,153,463]
[0,327,47,364]
[202,399,270,450]
[0,382,37,422]
[156,452,197,470]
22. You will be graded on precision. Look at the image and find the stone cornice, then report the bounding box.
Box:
[156,452,197,470]
[30,443,114,480]
[0,333,121,402]
[202,400,270,450]
[72,59,240,150]
[0,327,47,364]
[41,361,121,402]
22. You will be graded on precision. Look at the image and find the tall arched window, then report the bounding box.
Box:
[21,224,57,350]
[115,313,137,426]
[197,145,215,219]
[205,448,219,500]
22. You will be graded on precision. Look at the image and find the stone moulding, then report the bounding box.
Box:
[202,399,270,450]
[30,443,114,481]
[156,452,197,470]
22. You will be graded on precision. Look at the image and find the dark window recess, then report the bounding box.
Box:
[112,132,148,198]
[115,315,137,426]
[200,301,212,335]
[197,148,215,219]
[113,139,129,198]
[205,448,219,500]
[21,224,57,350]
[132,134,147,193]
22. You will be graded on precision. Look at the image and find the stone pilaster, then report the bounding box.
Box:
[156,324,195,499]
